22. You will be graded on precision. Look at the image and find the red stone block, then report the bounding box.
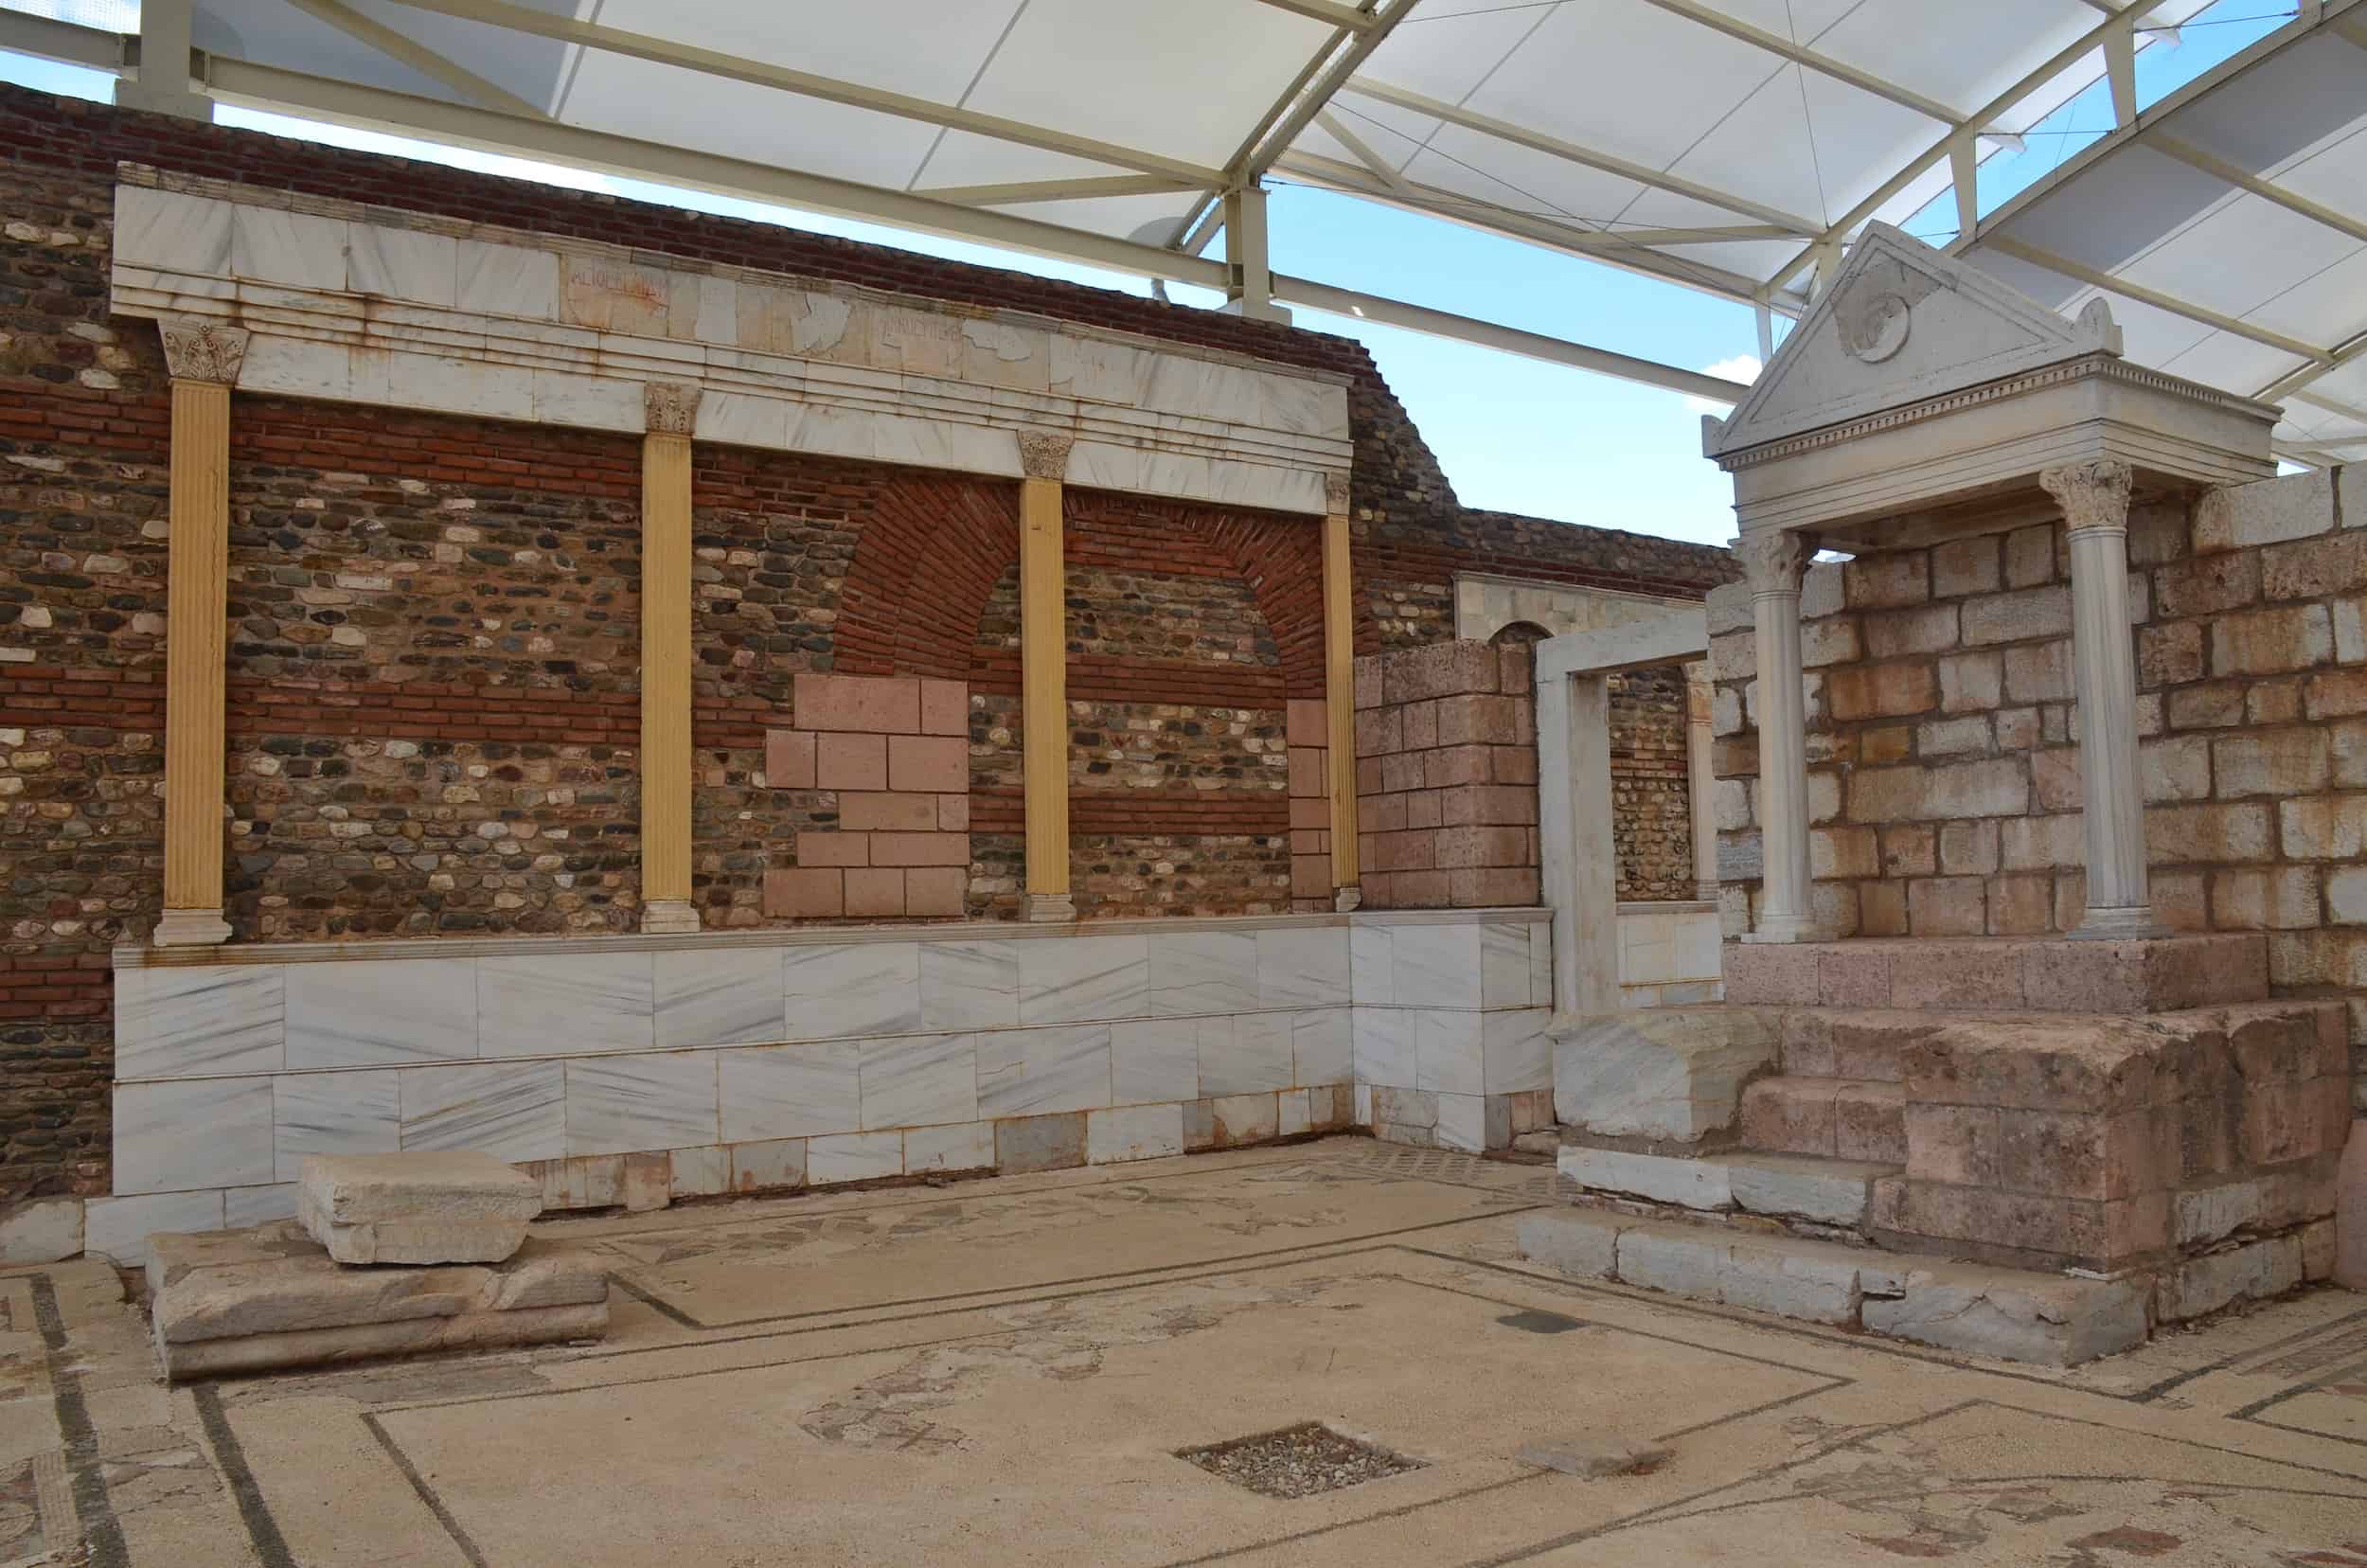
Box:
[1433,824,1526,869]
[794,673,920,734]
[1290,796,1329,830]
[796,832,869,868]
[888,734,968,793]
[936,794,970,832]
[1288,747,1326,798]
[1354,708,1401,757]
[840,792,936,831]
[1905,1103,2001,1185]
[1439,783,1537,828]
[764,729,816,789]
[918,679,968,737]
[1491,744,1537,785]
[817,732,887,791]
[1403,790,1442,830]
[845,867,906,917]
[1391,869,1452,907]
[763,867,843,918]
[905,866,967,916]
[869,831,970,867]
[1422,745,1492,789]
[1835,1082,1905,1163]
[1286,698,1328,747]
[1291,854,1332,899]
[1400,701,1439,752]
[1741,1077,1838,1157]
[1448,866,1538,906]
[1434,694,1521,747]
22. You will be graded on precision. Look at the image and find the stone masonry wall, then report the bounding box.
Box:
[1352,641,1540,908]
[1611,668,1693,900]
[1709,468,2367,1105]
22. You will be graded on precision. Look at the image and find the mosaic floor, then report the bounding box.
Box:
[3,1137,2365,1565]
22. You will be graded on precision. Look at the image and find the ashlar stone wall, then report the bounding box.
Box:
[1709,467,2367,1105]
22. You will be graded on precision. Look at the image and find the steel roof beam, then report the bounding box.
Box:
[279,0,549,119]
[915,174,1204,206]
[2147,131,2367,246]
[1248,0,1380,32]
[1629,0,1961,123]
[367,0,1227,186]
[1981,234,2332,365]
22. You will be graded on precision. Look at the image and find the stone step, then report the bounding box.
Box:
[1557,1142,1898,1229]
[1724,934,2267,1014]
[1516,1207,2149,1366]
[1739,1076,1905,1164]
[1778,1009,1934,1082]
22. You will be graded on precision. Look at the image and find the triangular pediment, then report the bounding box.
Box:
[1703,223,2121,458]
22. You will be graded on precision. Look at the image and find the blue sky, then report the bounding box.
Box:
[0,2,2293,547]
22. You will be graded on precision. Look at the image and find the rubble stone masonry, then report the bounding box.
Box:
[1710,466,2367,1105]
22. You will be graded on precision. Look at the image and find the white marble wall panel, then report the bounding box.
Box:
[456,238,559,320]
[479,952,654,1056]
[653,948,784,1048]
[670,1145,732,1198]
[115,187,230,275]
[1290,1008,1352,1087]
[116,965,283,1079]
[718,1041,861,1143]
[1353,1008,1417,1091]
[1019,936,1148,1025]
[1200,1014,1292,1096]
[1530,924,1554,1010]
[348,223,456,307]
[1435,1093,1495,1154]
[115,1078,275,1194]
[1088,1103,1185,1164]
[287,958,477,1068]
[274,1069,400,1180]
[728,1139,806,1193]
[1415,1010,1485,1097]
[232,204,347,290]
[1482,1009,1554,1096]
[1390,925,1483,1010]
[918,942,1021,1030]
[1349,925,1395,1005]
[565,1053,719,1156]
[85,1190,225,1268]
[785,943,923,1041]
[1148,932,1258,1016]
[225,1184,299,1227]
[860,1033,978,1131]
[1256,929,1351,1007]
[809,1131,902,1185]
[1481,925,1534,1008]
[1111,1018,1199,1106]
[906,1121,993,1173]
[399,1060,563,1163]
[977,1025,1112,1118]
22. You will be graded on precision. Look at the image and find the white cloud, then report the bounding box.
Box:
[1683,354,1761,415]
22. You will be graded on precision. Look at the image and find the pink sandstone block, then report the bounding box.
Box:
[1740,1078,1838,1157]
[2338,1122,2367,1289]
[1888,945,2022,1009]
[1834,1082,1906,1164]
[793,673,920,734]
[764,867,842,918]
[1449,866,1539,906]
[1291,855,1332,899]
[905,866,966,916]
[869,832,970,867]
[1288,748,1327,798]
[1400,701,1439,752]
[918,679,967,737]
[1290,796,1328,830]
[1722,942,1821,1007]
[765,730,816,789]
[796,832,870,868]
[1287,699,1328,748]
[936,794,970,831]
[841,792,937,832]
[889,735,968,793]
[816,733,887,792]
[845,867,905,917]
[1816,947,1891,1007]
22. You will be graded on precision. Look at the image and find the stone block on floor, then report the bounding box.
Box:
[296,1150,542,1265]
[1551,1007,1777,1142]
[1860,1259,2148,1366]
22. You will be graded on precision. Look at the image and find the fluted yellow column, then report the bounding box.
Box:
[153,319,247,947]
[1322,474,1361,911]
[640,383,701,934]
[1018,431,1075,922]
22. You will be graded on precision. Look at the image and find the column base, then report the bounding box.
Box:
[640,900,701,935]
[1023,893,1077,923]
[2071,904,2172,941]
[152,908,231,947]
[1332,885,1362,914]
[1695,882,1720,903]
[1739,914,1826,945]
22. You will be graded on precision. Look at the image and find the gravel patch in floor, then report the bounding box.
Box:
[1175,1422,1424,1499]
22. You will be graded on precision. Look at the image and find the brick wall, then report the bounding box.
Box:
[1611,667,1694,900]
[1352,641,1540,908]
[1709,468,2367,1104]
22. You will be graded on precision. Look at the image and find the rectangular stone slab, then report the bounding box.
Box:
[298,1150,542,1224]
[296,1188,528,1266]
[156,1300,607,1381]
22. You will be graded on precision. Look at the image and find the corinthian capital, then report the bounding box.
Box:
[644,381,702,437]
[157,317,249,385]
[1016,429,1074,480]
[1734,528,1812,597]
[2039,459,2133,536]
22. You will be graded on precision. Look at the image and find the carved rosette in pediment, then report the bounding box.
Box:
[158,318,249,385]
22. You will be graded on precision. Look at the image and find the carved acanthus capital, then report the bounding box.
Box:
[1322,471,1350,514]
[1017,429,1074,481]
[1734,528,1813,598]
[644,381,701,437]
[157,317,248,385]
[2039,459,2133,537]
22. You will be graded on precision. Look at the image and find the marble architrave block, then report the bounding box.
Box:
[653,948,784,1048]
[564,1054,719,1157]
[1111,1018,1200,1106]
[718,1041,861,1144]
[1290,1007,1353,1087]
[114,1078,276,1195]
[1201,1015,1292,1097]
[918,942,1022,1030]
[1018,936,1149,1025]
[478,952,654,1057]
[398,1060,563,1164]
[347,223,457,307]
[116,965,284,1079]
[231,204,347,291]
[1148,932,1259,1016]
[1480,925,1534,1008]
[274,1070,401,1182]
[784,943,923,1041]
[1353,1008,1417,1091]
[287,958,478,1069]
[1415,1010,1485,1097]
[1391,925,1485,1011]
[1255,929,1351,1008]
[859,1033,979,1131]
[977,1025,1112,1118]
